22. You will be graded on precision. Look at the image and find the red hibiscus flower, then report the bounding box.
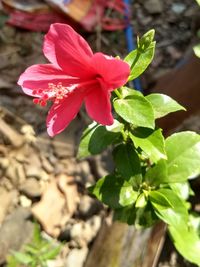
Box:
[18,23,130,136]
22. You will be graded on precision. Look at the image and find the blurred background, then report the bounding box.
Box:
[0,0,200,266]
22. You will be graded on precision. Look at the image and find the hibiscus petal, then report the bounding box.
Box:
[85,86,113,125]
[43,23,94,78]
[46,91,84,137]
[18,64,79,96]
[92,52,130,90]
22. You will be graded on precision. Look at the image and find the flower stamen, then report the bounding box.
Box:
[32,82,74,106]
[32,80,99,107]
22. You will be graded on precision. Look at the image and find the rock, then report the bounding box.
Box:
[54,162,66,175]
[70,216,101,247]
[65,247,88,267]
[31,177,77,238]
[58,218,77,242]
[41,155,54,173]
[35,132,52,154]
[78,196,102,219]
[0,188,12,225]
[0,158,9,169]
[52,131,75,158]
[40,170,50,181]
[86,215,102,238]
[19,195,32,208]
[144,0,163,14]
[5,161,19,186]
[13,149,27,163]
[0,208,34,264]
[16,163,26,184]
[25,154,42,179]
[20,124,36,143]
[78,161,94,183]
[166,46,182,60]
[60,158,78,176]
[172,3,186,14]
[152,50,164,68]
[70,222,89,246]
[89,153,114,179]
[184,6,199,17]
[53,142,75,158]
[48,152,58,166]
[19,178,42,198]
[0,177,13,191]
[2,25,16,39]
[140,16,152,26]
[47,258,66,267]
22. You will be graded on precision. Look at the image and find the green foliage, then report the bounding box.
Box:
[193,44,200,57]
[168,225,200,265]
[113,93,155,129]
[146,93,186,119]
[78,29,200,265]
[7,223,62,267]
[0,13,8,28]
[144,159,168,185]
[78,121,123,158]
[125,30,156,81]
[194,1,200,58]
[112,143,142,188]
[129,128,166,163]
[166,131,200,182]
[89,174,138,209]
[150,188,188,227]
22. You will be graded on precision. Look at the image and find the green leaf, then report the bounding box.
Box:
[145,159,168,186]
[113,143,142,188]
[125,30,155,81]
[135,193,147,208]
[120,183,139,207]
[24,244,39,255]
[149,191,173,209]
[189,213,200,234]
[146,93,186,119]
[7,255,19,267]
[106,119,124,133]
[135,202,158,228]
[166,131,200,182]
[11,251,33,264]
[78,122,122,158]
[169,225,200,265]
[77,122,98,158]
[125,42,155,81]
[129,127,166,163]
[138,30,155,50]
[196,0,200,5]
[89,174,138,209]
[119,87,143,99]
[114,95,155,129]
[32,223,42,245]
[150,188,188,227]
[113,205,136,225]
[88,126,121,154]
[169,182,190,200]
[40,245,61,260]
[194,43,200,58]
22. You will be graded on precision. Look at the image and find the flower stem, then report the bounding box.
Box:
[121,129,127,142]
[114,89,123,99]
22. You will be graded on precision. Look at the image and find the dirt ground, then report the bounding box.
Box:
[0,0,200,266]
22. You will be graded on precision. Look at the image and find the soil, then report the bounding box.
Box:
[0,0,200,267]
